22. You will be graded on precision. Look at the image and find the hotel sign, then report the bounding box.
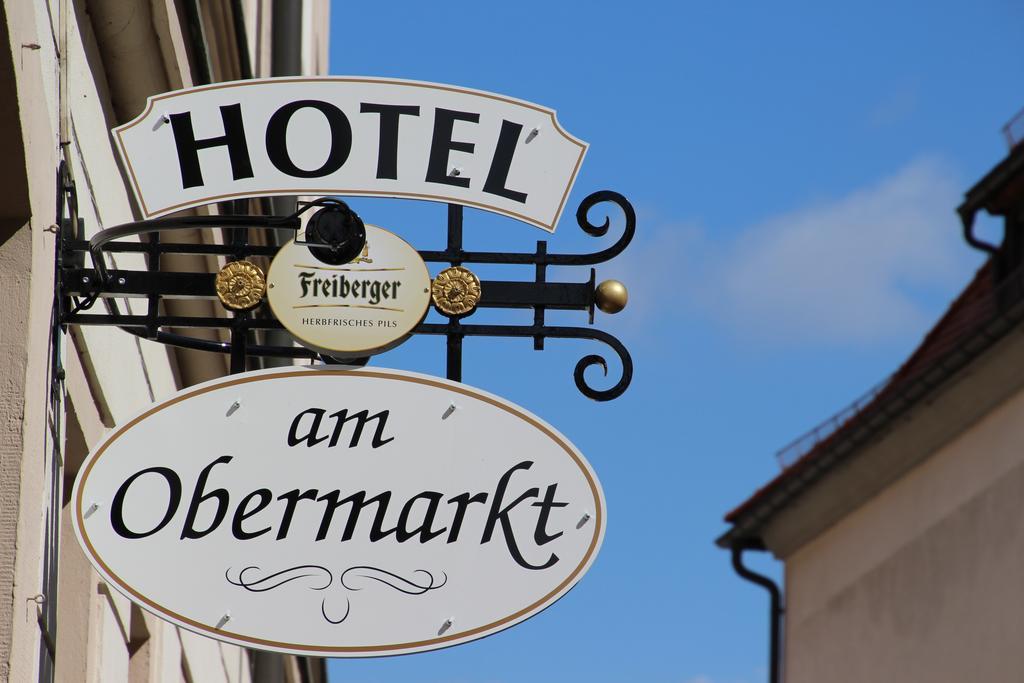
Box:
[72,367,605,657]
[113,77,588,231]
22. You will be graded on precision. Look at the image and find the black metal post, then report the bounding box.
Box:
[145,232,160,339]
[534,241,546,350]
[230,312,248,374]
[228,208,249,374]
[447,203,463,262]
[446,204,464,381]
[446,327,463,382]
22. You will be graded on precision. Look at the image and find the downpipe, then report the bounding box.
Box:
[730,542,784,683]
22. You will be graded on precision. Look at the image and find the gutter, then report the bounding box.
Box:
[957,142,1024,257]
[181,0,213,86]
[730,541,783,683]
[229,0,253,80]
[261,0,306,369]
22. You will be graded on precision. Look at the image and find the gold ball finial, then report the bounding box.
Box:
[595,279,628,314]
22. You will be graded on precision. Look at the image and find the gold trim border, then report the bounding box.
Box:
[73,367,605,656]
[112,76,589,233]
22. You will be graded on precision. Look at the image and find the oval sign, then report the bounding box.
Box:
[72,367,605,657]
[266,225,431,358]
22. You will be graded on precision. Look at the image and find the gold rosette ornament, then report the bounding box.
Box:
[431,266,482,316]
[215,261,267,311]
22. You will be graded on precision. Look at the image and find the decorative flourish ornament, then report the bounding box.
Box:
[215,261,267,311]
[432,266,482,316]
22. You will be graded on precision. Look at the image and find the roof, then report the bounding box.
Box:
[715,253,1024,549]
[718,143,1024,550]
[724,259,993,511]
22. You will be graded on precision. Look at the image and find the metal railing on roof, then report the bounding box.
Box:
[771,263,1013,472]
[1002,107,1024,149]
[774,377,890,470]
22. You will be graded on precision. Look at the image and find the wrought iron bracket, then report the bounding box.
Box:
[57,191,636,400]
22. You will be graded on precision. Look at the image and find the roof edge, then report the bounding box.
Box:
[718,260,1024,551]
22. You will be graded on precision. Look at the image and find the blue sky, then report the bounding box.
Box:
[325,2,1023,681]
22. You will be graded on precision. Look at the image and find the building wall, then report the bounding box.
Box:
[2,1,70,680]
[0,1,328,681]
[782,331,1024,682]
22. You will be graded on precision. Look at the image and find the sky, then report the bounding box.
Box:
[323,2,1024,681]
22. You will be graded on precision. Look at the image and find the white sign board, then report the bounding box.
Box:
[266,225,431,358]
[72,367,605,656]
[113,77,588,232]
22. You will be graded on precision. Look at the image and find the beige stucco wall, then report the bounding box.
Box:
[782,335,1024,682]
[2,1,69,680]
[1,1,329,681]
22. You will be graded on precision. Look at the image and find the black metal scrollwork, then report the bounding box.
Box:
[417,323,632,401]
[572,189,636,263]
[420,190,636,400]
[57,191,637,399]
[571,331,632,402]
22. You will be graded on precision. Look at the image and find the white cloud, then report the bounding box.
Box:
[867,85,919,128]
[682,676,750,683]
[610,157,977,346]
[597,213,702,324]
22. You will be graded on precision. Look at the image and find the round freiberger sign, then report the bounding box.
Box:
[71,367,605,657]
[266,226,430,358]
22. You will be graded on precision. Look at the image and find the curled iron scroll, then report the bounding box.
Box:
[557,326,633,401]
[545,190,635,266]
[416,323,633,401]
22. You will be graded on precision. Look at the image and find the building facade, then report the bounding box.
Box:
[719,132,1024,681]
[2,1,329,681]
